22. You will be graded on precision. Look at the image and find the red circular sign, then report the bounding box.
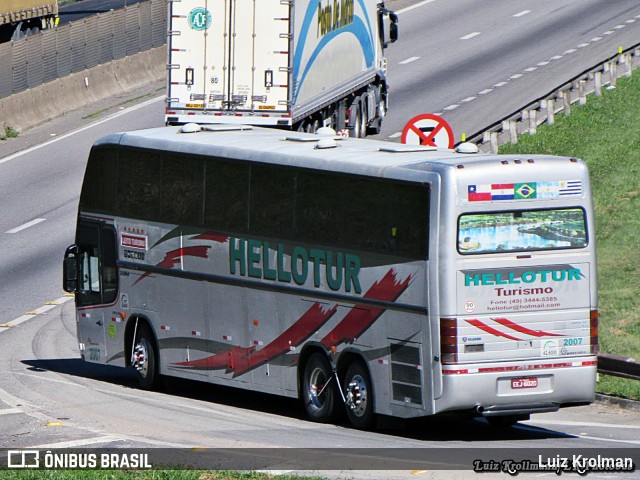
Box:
[401,114,455,148]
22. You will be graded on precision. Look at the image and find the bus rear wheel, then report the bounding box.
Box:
[343,361,375,429]
[132,324,160,390]
[302,353,338,423]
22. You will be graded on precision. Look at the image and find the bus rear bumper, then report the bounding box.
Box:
[436,357,597,417]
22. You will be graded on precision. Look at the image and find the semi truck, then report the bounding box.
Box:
[0,0,58,42]
[165,0,398,137]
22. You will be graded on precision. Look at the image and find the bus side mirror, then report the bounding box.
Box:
[63,245,80,293]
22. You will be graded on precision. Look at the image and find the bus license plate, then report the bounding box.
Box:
[511,377,538,389]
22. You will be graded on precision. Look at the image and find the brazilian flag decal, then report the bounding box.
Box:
[515,183,536,199]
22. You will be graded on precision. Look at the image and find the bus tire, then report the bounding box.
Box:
[132,324,160,390]
[301,353,338,423]
[343,361,375,429]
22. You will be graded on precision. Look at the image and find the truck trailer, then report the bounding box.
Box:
[165,0,397,137]
[0,0,58,42]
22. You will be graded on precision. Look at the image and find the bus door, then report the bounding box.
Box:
[66,221,118,364]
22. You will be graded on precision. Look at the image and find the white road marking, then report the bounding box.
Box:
[513,10,531,17]
[0,96,163,167]
[563,48,577,54]
[614,24,626,30]
[510,73,524,79]
[603,30,615,35]
[461,96,476,103]
[478,88,493,95]
[396,0,437,15]
[529,419,640,430]
[493,81,508,88]
[460,32,481,40]
[399,56,420,65]
[6,218,46,234]
[550,55,563,60]
[591,36,603,42]
[578,435,640,446]
[524,67,538,72]
[28,435,126,449]
[0,295,73,332]
[578,43,590,48]
[444,104,459,111]
[388,132,402,139]
[0,407,22,415]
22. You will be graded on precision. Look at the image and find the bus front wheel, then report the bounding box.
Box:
[343,361,375,429]
[302,353,338,423]
[132,324,160,390]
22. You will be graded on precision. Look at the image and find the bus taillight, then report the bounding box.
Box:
[440,318,458,364]
[590,309,599,355]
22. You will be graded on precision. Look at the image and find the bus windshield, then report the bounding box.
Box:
[458,207,587,254]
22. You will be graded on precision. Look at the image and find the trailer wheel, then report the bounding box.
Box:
[132,324,161,390]
[359,100,368,138]
[367,98,386,135]
[309,117,320,133]
[349,98,362,138]
[343,360,375,429]
[302,353,338,422]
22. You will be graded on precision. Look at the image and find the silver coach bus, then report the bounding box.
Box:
[63,125,598,429]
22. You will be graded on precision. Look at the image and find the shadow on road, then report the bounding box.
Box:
[21,357,577,443]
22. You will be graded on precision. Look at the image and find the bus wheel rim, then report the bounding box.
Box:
[133,339,149,378]
[348,374,368,417]
[309,366,329,409]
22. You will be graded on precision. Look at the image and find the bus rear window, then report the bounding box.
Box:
[458,208,587,254]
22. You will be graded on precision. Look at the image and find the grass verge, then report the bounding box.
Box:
[499,73,640,400]
[0,125,19,140]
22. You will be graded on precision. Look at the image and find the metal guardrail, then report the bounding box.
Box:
[598,353,640,382]
[0,0,165,100]
[467,44,640,153]
[464,45,640,384]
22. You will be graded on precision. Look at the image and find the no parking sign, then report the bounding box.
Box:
[401,114,455,148]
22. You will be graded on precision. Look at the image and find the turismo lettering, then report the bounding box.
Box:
[317,0,354,37]
[465,268,582,287]
[229,238,362,294]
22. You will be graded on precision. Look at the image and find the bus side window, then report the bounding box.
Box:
[204,159,250,232]
[101,227,118,304]
[117,151,161,221]
[249,165,295,238]
[161,154,204,226]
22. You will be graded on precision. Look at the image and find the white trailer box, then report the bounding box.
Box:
[166,0,397,136]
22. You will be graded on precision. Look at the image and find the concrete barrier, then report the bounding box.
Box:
[0,46,165,132]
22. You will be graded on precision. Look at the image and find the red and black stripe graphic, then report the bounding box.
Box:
[132,231,228,286]
[465,317,563,341]
[173,268,414,377]
[492,317,563,338]
[174,302,338,375]
[133,245,212,286]
[321,269,413,349]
